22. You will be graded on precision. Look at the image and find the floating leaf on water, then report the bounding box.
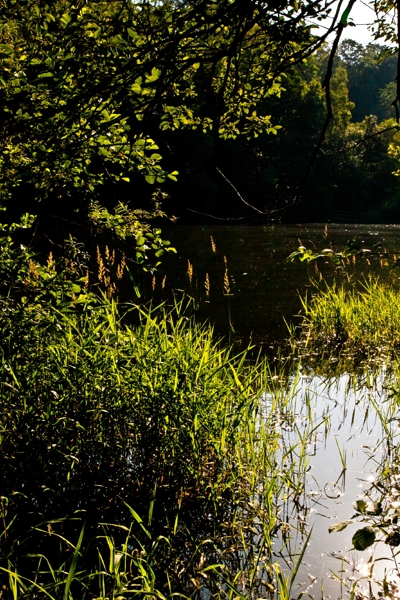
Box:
[352,527,376,551]
[329,520,353,533]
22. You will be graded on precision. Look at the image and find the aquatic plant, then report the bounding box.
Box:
[296,279,400,364]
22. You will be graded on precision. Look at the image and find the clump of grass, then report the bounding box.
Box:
[0,231,325,599]
[297,279,400,363]
[0,289,320,598]
[0,296,262,520]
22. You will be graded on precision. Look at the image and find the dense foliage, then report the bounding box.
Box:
[0,0,338,235]
[159,40,400,222]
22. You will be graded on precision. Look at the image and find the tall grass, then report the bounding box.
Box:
[0,228,345,599]
[1,297,257,516]
[297,279,400,362]
[0,284,321,598]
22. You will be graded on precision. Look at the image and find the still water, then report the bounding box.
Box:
[157,223,400,597]
[158,223,400,349]
[280,370,400,599]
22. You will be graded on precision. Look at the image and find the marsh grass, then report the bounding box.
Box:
[296,279,400,365]
[1,297,257,514]
[0,282,323,598]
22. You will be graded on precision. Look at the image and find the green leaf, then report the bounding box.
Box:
[329,520,353,533]
[0,44,13,55]
[167,170,179,182]
[131,83,141,93]
[352,527,375,551]
[352,500,367,514]
[61,12,72,26]
[146,67,161,82]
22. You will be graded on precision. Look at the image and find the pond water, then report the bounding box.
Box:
[157,223,400,350]
[154,223,400,598]
[279,370,400,599]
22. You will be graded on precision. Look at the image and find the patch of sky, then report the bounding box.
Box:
[309,0,396,47]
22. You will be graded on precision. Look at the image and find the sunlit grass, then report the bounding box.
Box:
[0,293,323,599]
[297,279,400,363]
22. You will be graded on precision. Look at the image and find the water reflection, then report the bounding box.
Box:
[277,368,400,599]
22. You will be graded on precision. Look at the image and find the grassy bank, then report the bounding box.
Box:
[0,240,319,599]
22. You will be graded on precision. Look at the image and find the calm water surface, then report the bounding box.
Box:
[159,223,400,349]
[282,371,400,598]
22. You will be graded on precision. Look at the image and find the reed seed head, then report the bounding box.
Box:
[97,246,106,283]
[223,271,230,294]
[205,273,210,296]
[29,259,39,280]
[187,260,193,284]
[47,252,55,271]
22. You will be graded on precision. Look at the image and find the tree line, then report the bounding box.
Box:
[1,0,400,248]
[157,38,400,224]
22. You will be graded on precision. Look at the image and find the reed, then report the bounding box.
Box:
[297,279,400,363]
[0,289,320,598]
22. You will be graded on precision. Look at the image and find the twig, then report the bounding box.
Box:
[293,0,357,204]
[216,167,264,214]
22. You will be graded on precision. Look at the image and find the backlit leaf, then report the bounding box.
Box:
[329,520,353,533]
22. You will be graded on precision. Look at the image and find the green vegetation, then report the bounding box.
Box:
[295,279,400,363]
[1,0,400,231]
[0,226,323,599]
[3,0,400,596]
[0,0,331,237]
